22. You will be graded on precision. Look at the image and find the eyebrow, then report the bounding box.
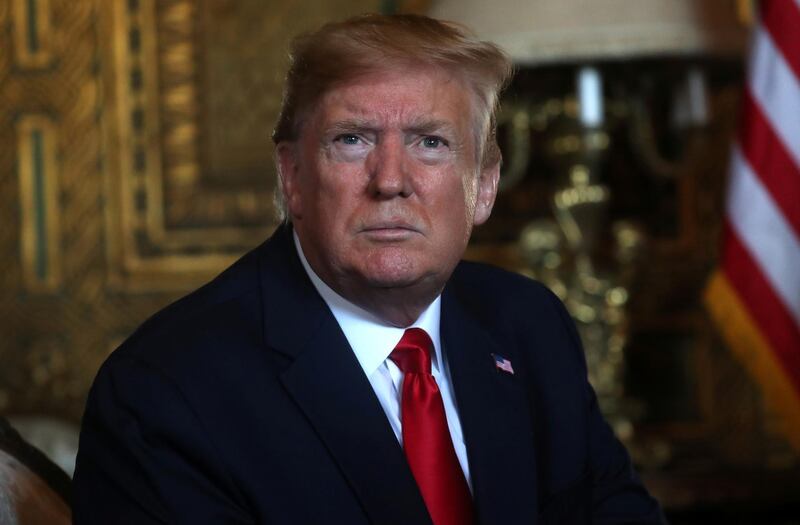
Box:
[323,119,379,136]
[406,119,457,136]
[323,118,457,137]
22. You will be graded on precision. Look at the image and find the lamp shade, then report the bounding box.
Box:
[428,0,750,64]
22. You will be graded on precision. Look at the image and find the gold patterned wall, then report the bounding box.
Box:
[0,0,383,421]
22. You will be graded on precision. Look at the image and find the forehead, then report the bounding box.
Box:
[309,68,476,131]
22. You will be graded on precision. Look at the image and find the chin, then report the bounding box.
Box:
[357,261,449,294]
[360,270,423,290]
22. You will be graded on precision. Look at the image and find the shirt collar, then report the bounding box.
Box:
[293,231,443,377]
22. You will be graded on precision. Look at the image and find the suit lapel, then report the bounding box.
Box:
[258,227,432,525]
[442,284,540,525]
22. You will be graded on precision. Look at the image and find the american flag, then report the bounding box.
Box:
[492,353,514,375]
[705,0,800,452]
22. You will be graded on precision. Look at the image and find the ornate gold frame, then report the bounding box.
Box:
[101,0,275,292]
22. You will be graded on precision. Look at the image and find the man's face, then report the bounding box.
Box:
[278,68,499,314]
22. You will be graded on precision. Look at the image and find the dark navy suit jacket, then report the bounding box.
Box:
[73,226,665,524]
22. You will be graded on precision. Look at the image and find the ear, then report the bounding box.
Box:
[472,162,500,226]
[276,142,303,220]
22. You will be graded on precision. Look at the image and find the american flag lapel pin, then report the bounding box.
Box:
[491,353,514,375]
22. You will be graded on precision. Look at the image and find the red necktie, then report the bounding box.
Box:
[390,328,474,525]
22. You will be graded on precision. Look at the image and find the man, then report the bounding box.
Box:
[73,14,665,524]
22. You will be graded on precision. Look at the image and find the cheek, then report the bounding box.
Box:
[453,172,479,221]
[463,176,478,207]
[317,155,366,193]
[310,166,366,226]
[425,173,478,243]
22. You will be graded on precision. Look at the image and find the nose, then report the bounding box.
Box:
[366,135,413,199]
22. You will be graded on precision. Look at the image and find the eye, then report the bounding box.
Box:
[334,134,362,145]
[421,136,447,149]
[330,133,371,161]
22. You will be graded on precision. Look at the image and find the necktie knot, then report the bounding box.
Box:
[390,328,433,375]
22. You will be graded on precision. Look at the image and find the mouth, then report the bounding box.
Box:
[359,222,422,241]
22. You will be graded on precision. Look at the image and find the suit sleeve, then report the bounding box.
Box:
[548,290,668,525]
[72,355,254,525]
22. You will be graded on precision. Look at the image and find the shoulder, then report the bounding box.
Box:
[93,226,309,407]
[122,248,262,358]
[447,259,585,376]
[450,260,554,304]
[99,239,279,403]
[449,260,574,333]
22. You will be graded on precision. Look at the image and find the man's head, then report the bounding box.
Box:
[274,14,513,326]
[273,14,512,179]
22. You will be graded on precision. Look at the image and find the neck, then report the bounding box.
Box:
[333,283,441,327]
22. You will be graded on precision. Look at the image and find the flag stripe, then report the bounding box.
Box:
[726,147,800,325]
[760,0,800,81]
[721,222,800,394]
[705,272,800,451]
[738,90,800,237]
[748,22,800,167]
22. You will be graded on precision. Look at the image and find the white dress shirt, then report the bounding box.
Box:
[293,233,472,486]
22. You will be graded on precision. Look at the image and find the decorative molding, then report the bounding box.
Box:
[12,0,53,68]
[101,0,273,291]
[16,115,60,291]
